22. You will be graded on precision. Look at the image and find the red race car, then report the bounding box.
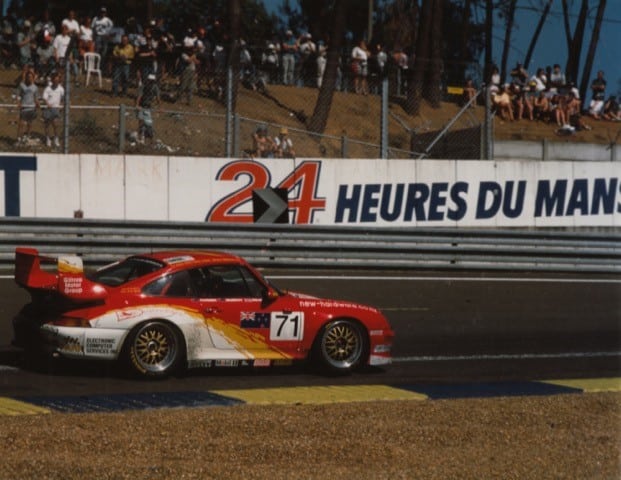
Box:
[13,248,394,378]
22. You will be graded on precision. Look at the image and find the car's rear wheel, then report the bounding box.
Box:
[126,321,183,378]
[314,319,368,374]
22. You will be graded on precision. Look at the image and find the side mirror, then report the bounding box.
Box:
[262,287,279,305]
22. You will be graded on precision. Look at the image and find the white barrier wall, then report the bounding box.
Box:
[3,154,621,227]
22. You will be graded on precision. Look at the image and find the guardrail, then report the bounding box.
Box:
[0,218,619,273]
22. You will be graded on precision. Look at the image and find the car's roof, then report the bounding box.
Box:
[136,250,244,267]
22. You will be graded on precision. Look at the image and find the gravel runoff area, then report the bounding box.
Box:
[0,392,619,479]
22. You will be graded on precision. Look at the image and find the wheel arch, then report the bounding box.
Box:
[310,316,371,369]
[121,318,188,377]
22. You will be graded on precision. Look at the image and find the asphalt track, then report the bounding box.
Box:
[0,270,619,412]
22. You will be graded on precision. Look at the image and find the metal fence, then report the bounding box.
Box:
[1,54,487,159]
[0,217,618,273]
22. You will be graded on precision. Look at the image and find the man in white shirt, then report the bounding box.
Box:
[42,72,64,147]
[92,6,113,59]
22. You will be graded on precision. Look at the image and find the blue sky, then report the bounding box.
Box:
[261,0,620,97]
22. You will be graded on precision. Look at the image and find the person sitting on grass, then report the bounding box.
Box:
[251,124,275,158]
[274,127,295,158]
[492,84,514,122]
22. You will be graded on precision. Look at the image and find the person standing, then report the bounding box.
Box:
[111,34,134,96]
[16,70,39,144]
[281,29,297,85]
[92,6,113,60]
[42,71,64,147]
[351,39,370,95]
[178,44,198,105]
[135,73,160,144]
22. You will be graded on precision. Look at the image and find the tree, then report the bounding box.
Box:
[499,0,517,83]
[307,0,349,134]
[578,0,606,104]
[523,0,553,70]
[562,0,589,85]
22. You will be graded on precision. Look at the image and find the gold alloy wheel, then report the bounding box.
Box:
[320,320,364,370]
[131,322,179,375]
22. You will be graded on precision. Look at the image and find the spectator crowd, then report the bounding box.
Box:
[489,63,620,134]
[3,5,618,147]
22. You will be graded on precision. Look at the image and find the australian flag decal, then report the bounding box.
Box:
[240,312,270,328]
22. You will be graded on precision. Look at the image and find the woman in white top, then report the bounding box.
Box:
[351,39,370,95]
[79,17,94,56]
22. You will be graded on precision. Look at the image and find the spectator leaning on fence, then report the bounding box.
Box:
[135,73,160,144]
[16,69,39,144]
[42,71,64,148]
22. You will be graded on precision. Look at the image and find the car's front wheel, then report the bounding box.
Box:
[314,319,368,374]
[125,321,183,378]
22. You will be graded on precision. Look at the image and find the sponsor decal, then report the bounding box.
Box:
[85,337,116,355]
[215,359,239,367]
[253,359,271,367]
[270,312,304,341]
[116,309,144,321]
[240,311,270,329]
[62,276,83,295]
[273,359,293,366]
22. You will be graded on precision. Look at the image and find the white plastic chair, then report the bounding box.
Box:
[83,52,102,87]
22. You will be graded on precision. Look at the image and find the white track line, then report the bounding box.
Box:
[267,275,621,284]
[393,351,621,362]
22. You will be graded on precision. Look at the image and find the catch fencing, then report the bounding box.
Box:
[0,217,618,273]
[1,54,487,159]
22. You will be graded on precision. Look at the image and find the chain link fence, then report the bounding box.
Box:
[1,51,487,159]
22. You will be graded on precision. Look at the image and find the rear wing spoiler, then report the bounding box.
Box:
[15,247,107,301]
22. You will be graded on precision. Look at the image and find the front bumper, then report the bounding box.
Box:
[368,328,395,366]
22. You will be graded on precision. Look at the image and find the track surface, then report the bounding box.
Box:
[0,270,619,398]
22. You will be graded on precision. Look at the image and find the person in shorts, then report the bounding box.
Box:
[42,72,64,147]
[16,70,39,144]
[135,73,160,144]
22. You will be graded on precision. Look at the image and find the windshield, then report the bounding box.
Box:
[88,257,164,286]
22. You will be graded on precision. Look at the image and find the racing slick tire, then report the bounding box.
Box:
[313,319,369,374]
[125,320,184,378]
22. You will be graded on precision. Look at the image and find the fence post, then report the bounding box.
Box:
[380,74,388,159]
[233,114,240,158]
[484,85,493,160]
[225,66,234,157]
[341,135,348,158]
[63,61,70,154]
[118,104,126,153]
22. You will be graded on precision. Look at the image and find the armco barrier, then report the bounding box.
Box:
[0,218,619,273]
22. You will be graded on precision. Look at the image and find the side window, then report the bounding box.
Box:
[195,265,264,299]
[142,270,195,297]
[239,267,266,298]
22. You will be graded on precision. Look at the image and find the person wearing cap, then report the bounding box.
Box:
[281,29,297,86]
[92,7,113,60]
[135,73,160,144]
[16,20,33,68]
[274,127,295,158]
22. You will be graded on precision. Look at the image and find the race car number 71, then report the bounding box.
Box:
[270,312,304,341]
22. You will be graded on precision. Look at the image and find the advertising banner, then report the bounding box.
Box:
[2,154,619,227]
